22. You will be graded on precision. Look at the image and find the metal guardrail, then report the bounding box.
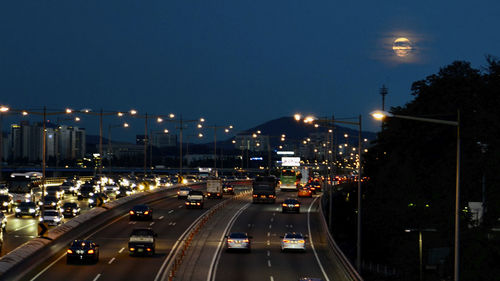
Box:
[318,189,364,281]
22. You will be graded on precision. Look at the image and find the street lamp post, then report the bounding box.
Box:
[200,124,233,171]
[0,106,10,181]
[108,123,129,173]
[372,110,461,281]
[296,113,363,270]
[405,228,437,281]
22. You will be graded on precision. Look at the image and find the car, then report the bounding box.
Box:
[39,195,62,209]
[128,228,157,256]
[158,177,171,187]
[182,175,197,184]
[77,182,95,200]
[185,190,204,209]
[129,204,153,220]
[177,186,192,199]
[298,278,324,281]
[0,212,7,232]
[103,182,120,194]
[225,232,252,252]
[0,194,14,213]
[298,186,313,198]
[15,201,40,218]
[222,182,235,195]
[282,198,301,213]
[45,185,65,199]
[61,202,81,218]
[39,209,64,226]
[116,186,135,198]
[308,181,322,193]
[281,232,307,252]
[60,181,78,195]
[66,240,99,264]
[88,193,109,208]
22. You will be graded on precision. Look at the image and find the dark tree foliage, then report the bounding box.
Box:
[363,59,500,280]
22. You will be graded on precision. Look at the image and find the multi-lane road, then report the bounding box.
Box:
[9,184,352,281]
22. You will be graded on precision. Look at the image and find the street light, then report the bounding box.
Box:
[296,113,363,271]
[202,124,233,170]
[107,122,129,173]
[0,106,10,181]
[371,109,461,281]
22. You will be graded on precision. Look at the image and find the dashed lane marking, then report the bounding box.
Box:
[93,274,101,281]
[119,247,125,253]
[108,257,115,264]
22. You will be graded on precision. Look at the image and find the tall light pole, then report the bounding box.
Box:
[296,113,363,270]
[0,106,10,182]
[107,122,129,173]
[372,110,461,281]
[200,124,233,170]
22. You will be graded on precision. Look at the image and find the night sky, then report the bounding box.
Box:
[1,1,499,141]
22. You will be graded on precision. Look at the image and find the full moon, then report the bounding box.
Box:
[392,37,412,57]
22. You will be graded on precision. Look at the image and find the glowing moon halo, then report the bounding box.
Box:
[392,37,412,57]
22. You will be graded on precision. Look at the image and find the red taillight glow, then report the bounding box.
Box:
[129,247,135,251]
[144,211,149,215]
[88,249,95,254]
[298,240,305,243]
[227,239,234,243]
[67,249,73,254]
[252,195,257,198]
[294,204,300,207]
[146,248,151,252]
[282,203,287,207]
[129,211,134,215]
[283,240,290,243]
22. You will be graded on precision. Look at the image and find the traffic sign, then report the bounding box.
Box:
[38,222,48,237]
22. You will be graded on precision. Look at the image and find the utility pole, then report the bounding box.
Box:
[380,85,388,111]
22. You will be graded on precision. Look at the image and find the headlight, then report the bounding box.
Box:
[15,208,21,213]
[89,192,94,196]
[25,193,31,198]
[116,191,121,194]
[38,201,43,206]
[51,202,56,206]
[2,202,8,206]
[39,217,43,221]
[54,217,61,222]
[88,199,94,204]
[29,208,35,213]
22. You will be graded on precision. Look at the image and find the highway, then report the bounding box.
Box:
[15,184,350,281]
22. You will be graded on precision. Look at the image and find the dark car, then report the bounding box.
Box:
[129,204,153,220]
[61,202,81,218]
[0,212,7,232]
[66,240,99,264]
[77,182,95,200]
[15,201,40,218]
[60,181,78,195]
[39,195,61,210]
[222,183,235,195]
[128,228,157,256]
[282,198,301,213]
[0,194,14,213]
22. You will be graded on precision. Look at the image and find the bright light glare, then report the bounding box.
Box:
[124,123,129,128]
[304,116,316,123]
[164,129,169,133]
[169,113,175,119]
[294,114,301,121]
[197,124,202,128]
[65,108,72,114]
[224,129,229,133]
[371,110,388,120]
[200,118,205,122]
[157,117,163,123]
[22,111,28,116]
[75,117,81,122]
[0,106,9,112]
[117,112,124,117]
[130,109,137,115]
[198,133,203,138]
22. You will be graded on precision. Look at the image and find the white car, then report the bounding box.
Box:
[281,232,307,252]
[39,210,64,226]
[226,232,252,252]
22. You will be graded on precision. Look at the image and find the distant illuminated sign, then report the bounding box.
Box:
[282,157,300,167]
[277,151,294,155]
[250,157,263,161]
[199,167,212,173]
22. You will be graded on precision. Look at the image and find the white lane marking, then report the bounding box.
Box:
[307,196,331,281]
[168,222,176,226]
[270,217,274,222]
[268,260,272,267]
[270,277,274,281]
[30,213,129,281]
[168,210,174,214]
[273,212,276,216]
[268,224,272,229]
[207,203,251,281]
[247,224,252,227]
[93,273,101,281]
[267,240,270,246]
[119,247,125,253]
[13,222,36,232]
[108,257,116,264]
[129,221,136,225]
[178,205,183,208]
[267,250,270,257]
[159,215,165,219]
[150,222,155,226]
[267,232,270,237]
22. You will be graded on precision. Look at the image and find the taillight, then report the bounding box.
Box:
[144,211,149,215]
[283,240,290,243]
[252,195,257,198]
[243,239,249,243]
[129,210,134,215]
[129,247,135,251]
[88,249,95,254]
[282,203,287,207]
[227,239,234,243]
[294,204,300,207]
[67,249,73,254]
[146,248,151,252]
[298,240,305,243]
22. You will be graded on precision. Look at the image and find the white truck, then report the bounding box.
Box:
[206,178,223,199]
[185,190,204,208]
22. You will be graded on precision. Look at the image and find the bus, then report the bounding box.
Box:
[7,172,42,204]
[279,168,299,191]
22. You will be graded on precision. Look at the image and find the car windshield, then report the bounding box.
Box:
[284,199,298,204]
[44,196,58,201]
[44,211,59,216]
[285,233,304,239]
[70,240,93,249]
[131,229,154,236]
[132,205,149,211]
[19,202,36,208]
[229,232,248,239]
